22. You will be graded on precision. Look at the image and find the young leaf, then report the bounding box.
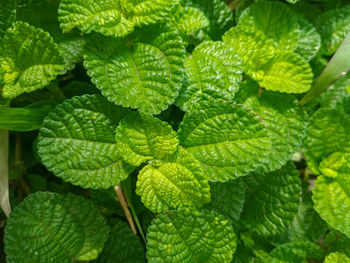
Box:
[37,95,133,189]
[316,5,350,55]
[313,152,350,238]
[324,252,350,263]
[83,27,186,114]
[0,21,65,99]
[237,80,307,172]
[0,0,16,37]
[178,99,272,181]
[237,1,300,51]
[58,0,179,37]
[4,192,109,263]
[240,162,301,236]
[136,148,210,212]
[115,111,179,166]
[146,208,236,263]
[176,41,243,111]
[181,0,234,41]
[305,107,350,174]
[97,219,145,263]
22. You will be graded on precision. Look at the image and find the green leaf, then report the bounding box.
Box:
[37,95,134,189]
[237,1,299,51]
[205,178,246,223]
[237,80,306,172]
[169,6,209,44]
[222,26,276,75]
[115,111,179,166]
[97,219,145,263]
[176,41,243,111]
[136,148,210,212]
[181,0,234,41]
[83,27,186,114]
[178,99,271,181]
[16,0,86,71]
[264,241,322,262]
[4,191,109,263]
[255,52,313,94]
[324,230,350,258]
[294,16,321,61]
[0,21,65,99]
[58,0,179,37]
[313,152,350,238]
[0,0,16,37]
[240,162,301,236]
[316,5,350,55]
[146,208,236,263]
[0,101,58,131]
[305,108,350,174]
[324,252,350,263]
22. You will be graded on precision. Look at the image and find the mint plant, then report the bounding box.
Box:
[1,0,350,262]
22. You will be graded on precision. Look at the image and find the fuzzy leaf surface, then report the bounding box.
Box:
[37,95,133,189]
[240,162,301,236]
[84,28,186,114]
[115,111,179,166]
[177,41,242,111]
[324,252,350,263]
[146,208,236,263]
[136,148,210,212]
[0,22,65,99]
[4,192,109,263]
[313,153,350,238]
[178,99,271,181]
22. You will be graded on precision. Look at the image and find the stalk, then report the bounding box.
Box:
[300,31,350,105]
[0,129,11,217]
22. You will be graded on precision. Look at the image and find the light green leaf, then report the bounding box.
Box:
[0,0,16,37]
[181,0,234,40]
[178,99,271,181]
[146,208,236,263]
[0,21,65,99]
[176,41,243,111]
[37,95,134,189]
[313,152,350,238]
[305,108,350,174]
[169,6,209,43]
[316,5,350,55]
[136,148,210,212]
[16,0,86,71]
[205,178,246,223]
[4,192,109,263]
[240,162,301,236]
[222,26,276,75]
[238,1,299,51]
[256,52,313,94]
[97,219,145,263]
[83,27,186,114]
[295,16,321,61]
[324,252,350,263]
[237,80,306,172]
[58,0,179,37]
[115,111,179,166]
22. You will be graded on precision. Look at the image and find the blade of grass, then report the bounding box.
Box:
[300,31,350,105]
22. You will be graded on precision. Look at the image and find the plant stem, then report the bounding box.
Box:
[0,129,11,217]
[300,31,350,105]
[114,184,137,235]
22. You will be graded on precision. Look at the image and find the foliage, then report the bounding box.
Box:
[1,0,350,262]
